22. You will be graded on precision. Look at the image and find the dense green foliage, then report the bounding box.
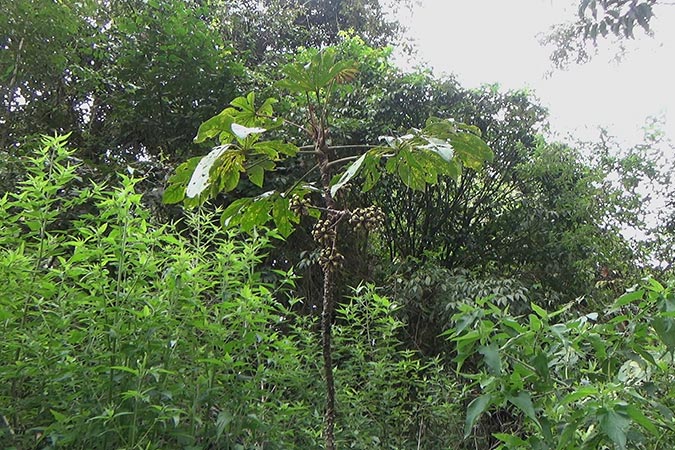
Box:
[0,137,467,449]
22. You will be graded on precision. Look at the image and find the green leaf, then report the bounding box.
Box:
[532,352,550,381]
[493,433,528,447]
[478,345,501,375]
[247,165,265,187]
[598,407,630,450]
[50,409,68,423]
[330,153,367,197]
[464,394,492,438]
[530,303,548,320]
[254,140,298,158]
[625,404,658,435]
[231,92,256,114]
[652,316,675,354]
[613,290,644,309]
[561,386,598,405]
[240,198,273,233]
[162,182,186,204]
[449,131,494,169]
[507,392,539,428]
[272,196,298,238]
[221,198,253,228]
[194,110,235,143]
[360,150,383,192]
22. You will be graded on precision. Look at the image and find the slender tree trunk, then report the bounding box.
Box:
[321,266,336,450]
[316,129,338,449]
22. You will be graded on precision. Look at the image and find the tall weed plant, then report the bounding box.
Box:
[0,136,466,449]
[0,136,316,449]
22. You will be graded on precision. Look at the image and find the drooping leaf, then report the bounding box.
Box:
[253,140,298,159]
[211,150,245,194]
[561,386,598,405]
[221,198,253,228]
[449,131,494,170]
[422,136,454,162]
[493,433,528,447]
[239,197,273,233]
[272,196,299,238]
[652,316,675,354]
[625,404,658,435]
[186,145,232,198]
[163,156,201,204]
[612,289,645,309]
[464,394,492,438]
[507,392,540,428]
[330,153,367,197]
[162,182,186,204]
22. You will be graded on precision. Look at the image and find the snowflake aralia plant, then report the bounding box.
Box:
[163,47,494,450]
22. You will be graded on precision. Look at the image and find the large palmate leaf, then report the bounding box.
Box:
[277,48,357,93]
[194,94,278,144]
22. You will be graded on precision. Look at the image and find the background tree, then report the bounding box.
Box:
[542,0,666,68]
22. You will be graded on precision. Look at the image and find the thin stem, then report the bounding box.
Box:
[283,163,320,197]
[326,155,361,169]
[299,144,379,152]
[255,112,309,135]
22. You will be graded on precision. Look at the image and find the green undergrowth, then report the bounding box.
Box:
[3,135,675,450]
[0,136,463,449]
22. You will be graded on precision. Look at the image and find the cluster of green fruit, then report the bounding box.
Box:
[348,206,385,232]
[318,247,344,270]
[289,194,310,216]
[312,218,337,246]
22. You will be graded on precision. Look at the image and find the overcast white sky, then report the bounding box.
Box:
[394,0,675,146]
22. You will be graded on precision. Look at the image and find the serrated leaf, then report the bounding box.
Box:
[464,394,492,438]
[598,408,630,450]
[186,145,232,198]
